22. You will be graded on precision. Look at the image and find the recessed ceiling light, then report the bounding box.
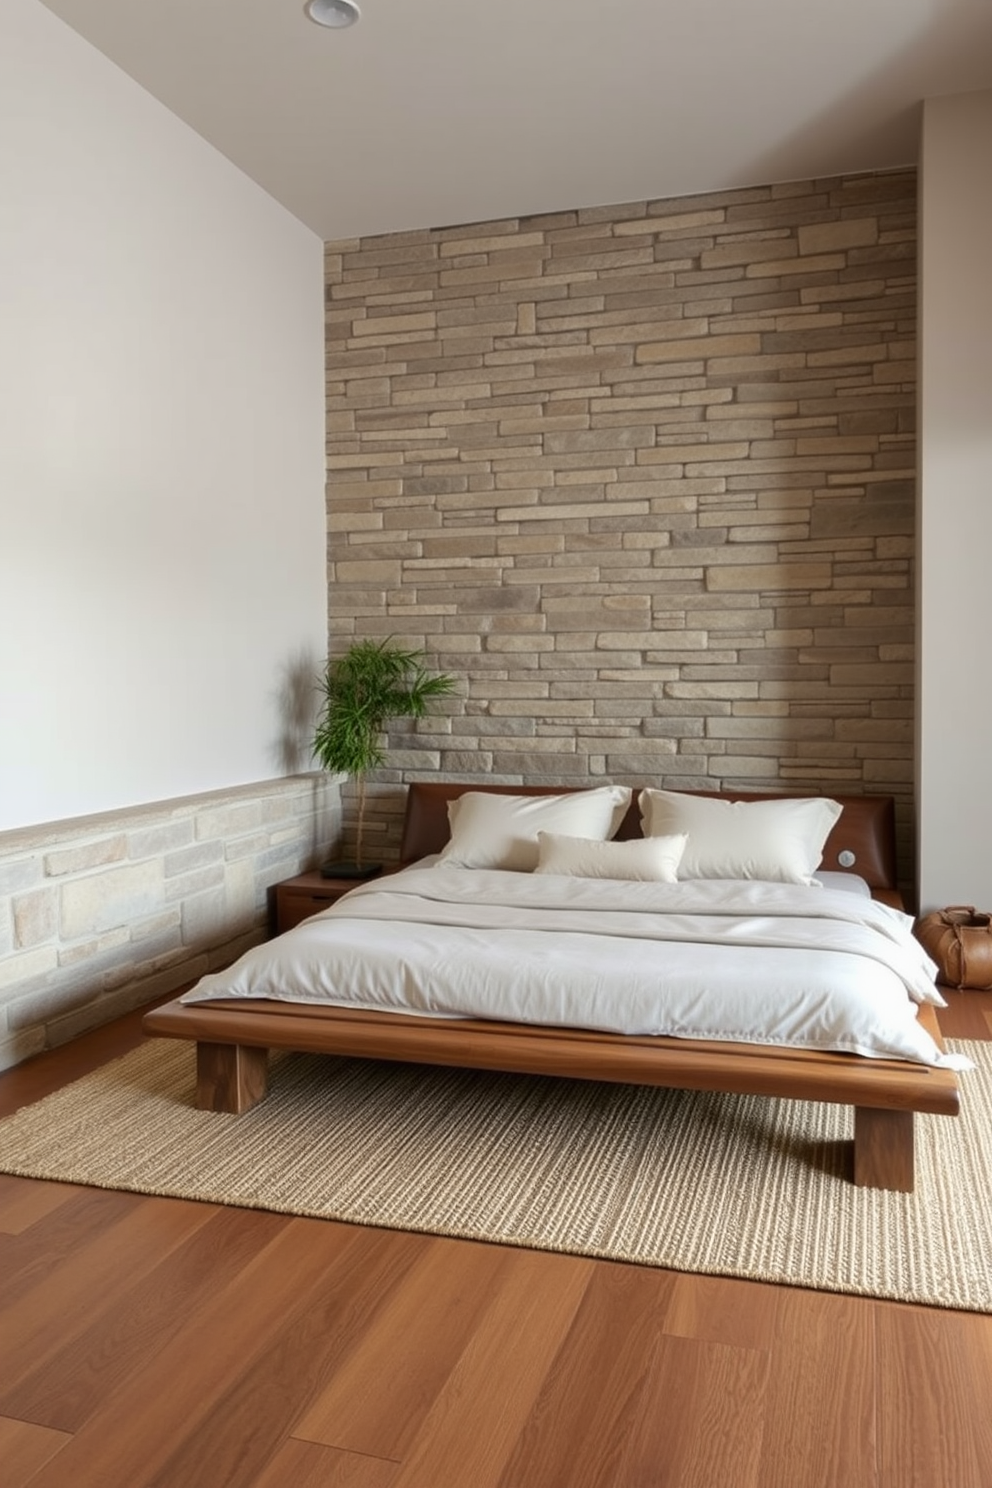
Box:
[306,0,360,27]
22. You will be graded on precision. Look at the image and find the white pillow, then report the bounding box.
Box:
[639,789,842,886]
[535,831,688,883]
[438,787,632,872]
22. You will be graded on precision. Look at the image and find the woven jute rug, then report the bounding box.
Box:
[1,1037,990,1312]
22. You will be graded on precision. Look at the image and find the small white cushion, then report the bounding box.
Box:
[639,789,842,886]
[817,870,872,899]
[438,787,632,872]
[535,831,688,882]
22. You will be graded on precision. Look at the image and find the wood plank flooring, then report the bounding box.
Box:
[0,990,990,1488]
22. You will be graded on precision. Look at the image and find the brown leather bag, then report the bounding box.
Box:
[916,906,992,990]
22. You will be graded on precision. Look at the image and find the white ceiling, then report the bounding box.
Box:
[40,0,992,241]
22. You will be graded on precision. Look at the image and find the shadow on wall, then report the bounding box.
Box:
[271,648,346,863]
[272,647,321,776]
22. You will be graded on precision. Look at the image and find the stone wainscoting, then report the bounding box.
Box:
[0,775,340,1070]
[324,169,918,884]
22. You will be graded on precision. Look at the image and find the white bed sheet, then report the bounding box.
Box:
[182,864,969,1069]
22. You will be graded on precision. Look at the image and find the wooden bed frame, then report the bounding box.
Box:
[143,783,960,1192]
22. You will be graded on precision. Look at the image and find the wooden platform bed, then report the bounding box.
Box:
[144,783,960,1192]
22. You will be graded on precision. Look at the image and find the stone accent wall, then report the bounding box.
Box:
[324,171,918,885]
[0,775,340,1070]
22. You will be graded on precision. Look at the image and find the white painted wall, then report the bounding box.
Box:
[918,89,992,912]
[0,0,327,832]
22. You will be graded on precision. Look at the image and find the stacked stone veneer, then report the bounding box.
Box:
[325,171,918,883]
[0,775,340,1070]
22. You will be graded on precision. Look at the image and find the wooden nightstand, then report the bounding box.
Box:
[270,870,381,936]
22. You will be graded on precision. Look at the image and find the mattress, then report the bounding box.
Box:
[181,862,968,1070]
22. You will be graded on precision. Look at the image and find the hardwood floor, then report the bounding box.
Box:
[1,992,990,1487]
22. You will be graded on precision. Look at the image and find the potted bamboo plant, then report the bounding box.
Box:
[311,638,456,877]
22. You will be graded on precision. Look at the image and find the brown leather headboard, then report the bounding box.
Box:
[399,781,897,890]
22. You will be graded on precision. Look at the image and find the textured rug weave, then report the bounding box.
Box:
[1,1038,990,1312]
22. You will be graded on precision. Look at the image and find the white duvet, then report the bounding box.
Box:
[182,864,970,1069]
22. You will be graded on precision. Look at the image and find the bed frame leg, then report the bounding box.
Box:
[853,1107,914,1192]
[196,1041,269,1114]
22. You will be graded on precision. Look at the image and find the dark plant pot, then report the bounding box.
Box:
[319,860,382,880]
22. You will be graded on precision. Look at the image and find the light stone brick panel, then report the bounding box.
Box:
[0,776,340,1070]
[326,170,918,890]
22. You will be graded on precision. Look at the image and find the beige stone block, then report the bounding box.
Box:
[440,257,549,288]
[13,889,57,948]
[774,311,844,332]
[334,560,404,583]
[719,756,780,777]
[825,467,913,487]
[129,909,183,945]
[496,537,564,558]
[555,468,620,487]
[493,471,554,491]
[668,680,760,700]
[193,801,264,842]
[441,320,518,343]
[44,835,128,878]
[592,630,689,652]
[345,331,438,352]
[478,735,558,756]
[506,565,602,586]
[830,662,913,686]
[700,236,795,271]
[221,854,260,913]
[807,344,887,368]
[407,556,502,573]
[546,426,656,454]
[0,858,42,896]
[539,310,630,338]
[548,246,655,274]
[731,701,791,717]
[0,943,58,990]
[709,715,833,740]
[327,508,386,532]
[863,758,914,783]
[653,441,751,464]
[60,861,164,941]
[499,415,590,436]
[497,500,648,524]
[179,888,229,950]
[637,334,760,364]
[800,280,885,306]
[682,606,766,632]
[360,426,443,445]
[620,533,674,553]
[164,842,226,880]
[326,452,406,470]
[836,718,912,742]
[728,523,808,543]
[589,316,709,348]
[439,232,545,257]
[484,636,556,654]
[710,399,800,420]
[490,697,592,716]
[328,479,404,499]
[590,395,685,415]
[747,253,846,278]
[798,218,879,255]
[615,209,725,237]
